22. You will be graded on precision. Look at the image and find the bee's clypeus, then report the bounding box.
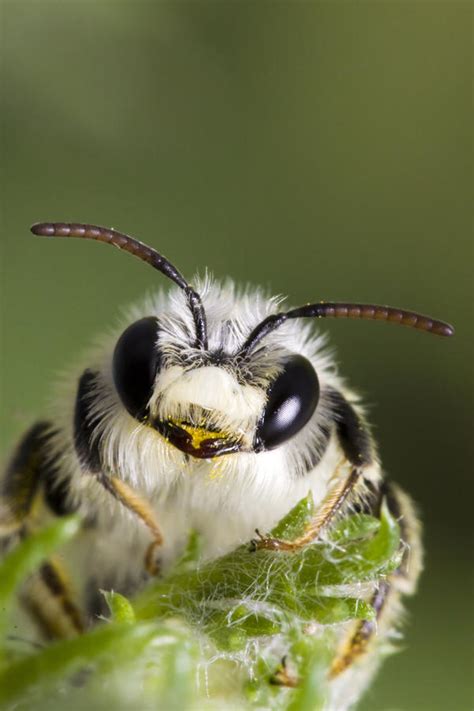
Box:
[1,223,453,706]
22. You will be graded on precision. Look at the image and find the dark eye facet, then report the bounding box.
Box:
[112,317,160,420]
[255,355,319,451]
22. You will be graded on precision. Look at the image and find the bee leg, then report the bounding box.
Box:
[99,475,163,575]
[22,557,85,640]
[74,370,164,575]
[251,467,361,552]
[269,577,394,689]
[328,580,391,678]
[1,422,85,639]
[252,390,372,552]
[328,481,422,678]
[269,656,299,687]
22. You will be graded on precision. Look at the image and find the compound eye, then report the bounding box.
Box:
[255,355,319,451]
[112,317,160,420]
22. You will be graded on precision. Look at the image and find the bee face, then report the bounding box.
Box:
[111,301,322,460]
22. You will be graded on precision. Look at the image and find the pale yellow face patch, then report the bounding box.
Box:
[152,365,266,429]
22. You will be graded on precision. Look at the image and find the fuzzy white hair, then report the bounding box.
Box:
[45,277,379,591]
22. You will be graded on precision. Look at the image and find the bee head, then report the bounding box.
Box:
[111,309,320,459]
[31,222,454,463]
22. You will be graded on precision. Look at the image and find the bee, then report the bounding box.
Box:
[1,223,453,707]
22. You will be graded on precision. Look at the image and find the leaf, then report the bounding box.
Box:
[103,590,135,623]
[0,517,80,643]
[206,606,281,650]
[0,621,161,708]
[175,529,202,571]
[0,494,402,710]
[294,503,401,587]
[286,637,331,711]
[329,513,381,544]
[270,492,315,540]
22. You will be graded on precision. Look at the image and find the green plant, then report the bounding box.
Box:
[0,495,400,710]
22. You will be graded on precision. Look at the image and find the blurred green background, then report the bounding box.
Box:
[1,2,472,709]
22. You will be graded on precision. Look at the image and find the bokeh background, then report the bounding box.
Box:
[1,2,472,709]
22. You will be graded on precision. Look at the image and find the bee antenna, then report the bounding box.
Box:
[239,301,454,356]
[31,222,208,349]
